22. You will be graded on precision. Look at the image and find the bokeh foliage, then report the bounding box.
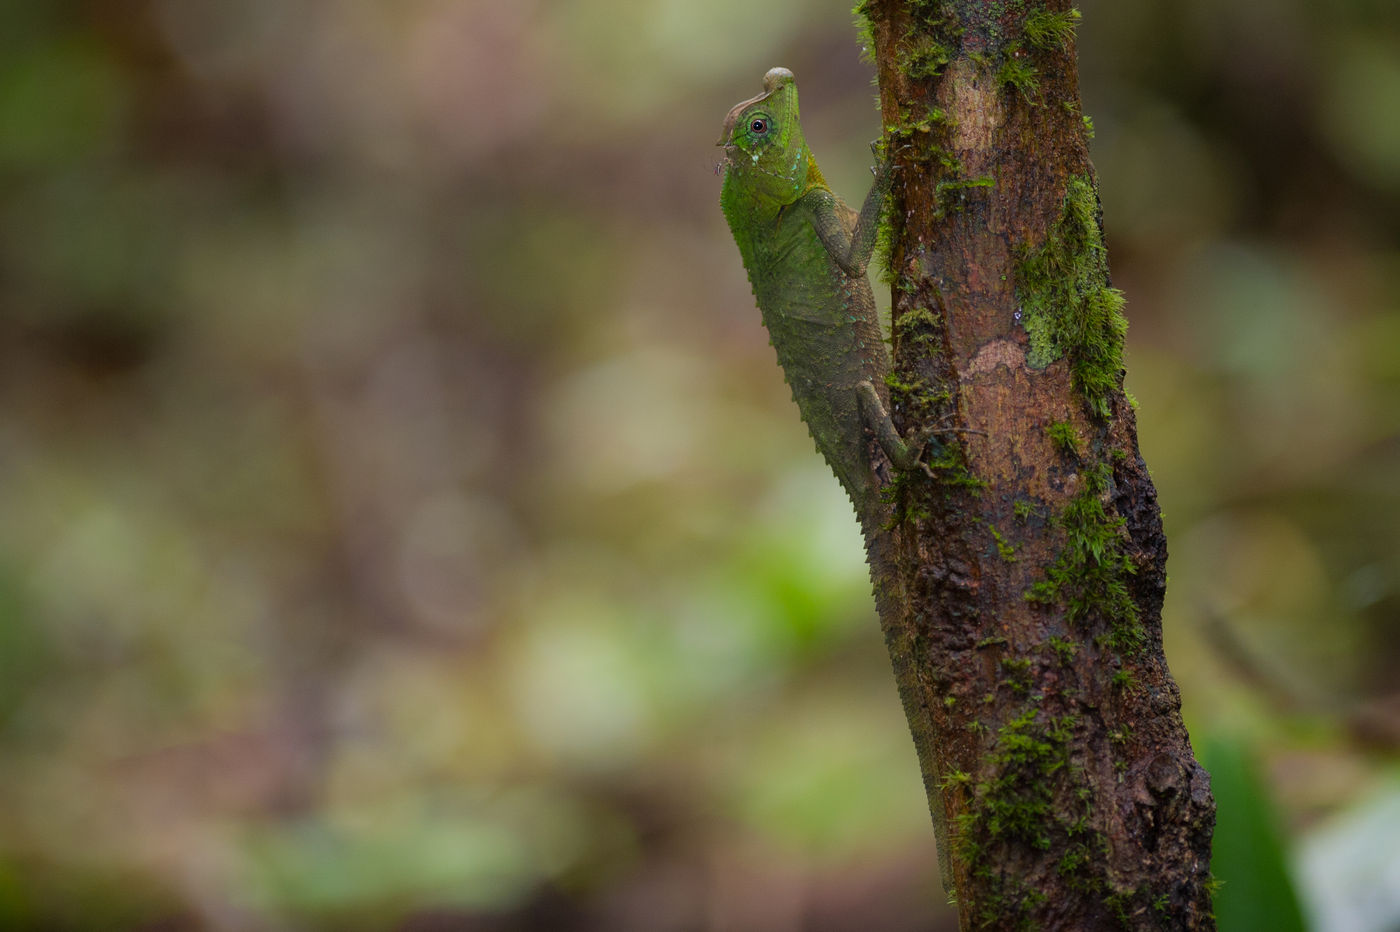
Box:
[0,0,1397,929]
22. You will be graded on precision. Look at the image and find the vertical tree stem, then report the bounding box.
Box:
[856,1,1217,927]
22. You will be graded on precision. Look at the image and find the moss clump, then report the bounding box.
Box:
[885,104,949,141]
[1015,176,1128,419]
[988,522,1017,561]
[902,36,954,80]
[1026,462,1143,653]
[906,0,961,34]
[1108,723,1134,749]
[938,175,995,194]
[874,195,901,285]
[884,372,951,421]
[926,437,988,491]
[852,1,877,63]
[881,0,963,89]
[1024,8,1081,52]
[942,769,972,789]
[894,304,942,346]
[935,174,995,218]
[958,708,1076,854]
[1057,841,1093,878]
[877,114,956,285]
[1000,657,1034,696]
[1104,888,1138,924]
[997,44,1041,101]
[956,706,1089,925]
[1045,420,1082,458]
[1046,635,1079,665]
[884,370,929,397]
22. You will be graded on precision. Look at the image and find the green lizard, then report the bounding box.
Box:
[719,68,954,888]
[718,66,927,524]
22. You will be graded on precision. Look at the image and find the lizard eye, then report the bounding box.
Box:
[750,117,769,134]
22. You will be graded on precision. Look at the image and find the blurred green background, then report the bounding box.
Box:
[1,0,1398,929]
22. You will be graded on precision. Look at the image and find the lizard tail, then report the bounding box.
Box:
[858,505,956,894]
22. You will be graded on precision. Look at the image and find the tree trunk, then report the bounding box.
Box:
[856,1,1217,927]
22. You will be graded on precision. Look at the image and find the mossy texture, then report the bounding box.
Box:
[1045,420,1082,458]
[852,1,877,62]
[903,36,954,80]
[1026,462,1143,653]
[894,304,943,344]
[958,708,1074,853]
[1023,9,1081,52]
[956,706,1091,927]
[1000,656,1033,694]
[997,44,1041,101]
[1046,635,1079,664]
[989,522,1017,561]
[1015,176,1128,419]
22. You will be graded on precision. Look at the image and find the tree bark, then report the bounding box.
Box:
[856,1,1217,927]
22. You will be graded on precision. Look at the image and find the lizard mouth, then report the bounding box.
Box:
[715,147,740,178]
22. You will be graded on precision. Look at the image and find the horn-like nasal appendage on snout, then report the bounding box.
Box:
[763,67,794,92]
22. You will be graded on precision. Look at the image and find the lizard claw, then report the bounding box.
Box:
[869,138,914,174]
[905,430,942,480]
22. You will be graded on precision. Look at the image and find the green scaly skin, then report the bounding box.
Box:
[719,68,953,889]
[718,67,917,522]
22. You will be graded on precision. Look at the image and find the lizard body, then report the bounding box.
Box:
[717,67,913,521]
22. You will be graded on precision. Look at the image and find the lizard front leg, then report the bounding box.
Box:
[808,155,894,277]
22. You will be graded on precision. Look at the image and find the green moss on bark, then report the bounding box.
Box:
[1025,462,1144,654]
[997,43,1042,101]
[956,705,1097,927]
[1023,9,1081,52]
[1045,420,1082,458]
[1015,176,1127,420]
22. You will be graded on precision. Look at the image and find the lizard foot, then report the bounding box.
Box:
[856,381,936,479]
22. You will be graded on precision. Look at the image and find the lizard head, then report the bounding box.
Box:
[717,67,815,205]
